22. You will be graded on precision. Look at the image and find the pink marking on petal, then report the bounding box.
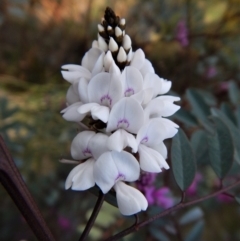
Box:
[82,148,92,156]
[117,119,130,129]
[100,94,112,107]
[124,88,135,97]
[140,136,148,143]
[115,173,126,182]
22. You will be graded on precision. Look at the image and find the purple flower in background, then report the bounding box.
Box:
[186,173,202,196]
[58,216,71,230]
[205,66,217,79]
[217,194,233,203]
[175,20,189,47]
[136,172,173,208]
[154,187,174,208]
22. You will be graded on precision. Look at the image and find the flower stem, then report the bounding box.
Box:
[105,179,240,241]
[79,190,105,241]
[0,136,55,241]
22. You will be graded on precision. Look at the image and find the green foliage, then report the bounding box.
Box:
[185,220,204,241]
[171,128,196,191]
[207,117,234,179]
[211,108,240,164]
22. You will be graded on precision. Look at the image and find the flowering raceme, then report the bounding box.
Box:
[61,7,180,216]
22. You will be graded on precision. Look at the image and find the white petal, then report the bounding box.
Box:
[65,159,95,191]
[61,71,87,84]
[62,102,86,122]
[130,49,145,69]
[107,129,138,152]
[91,52,104,77]
[94,151,140,193]
[144,96,180,118]
[109,61,121,75]
[88,133,109,159]
[138,144,169,172]
[121,66,143,97]
[71,131,96,160]
[114,182,148,215]
[136,118,179,146]
[107,98,145,134]
[90,105,110,123]
[143,73,162,98]
[61,65,91,82]
[151,142,168,159]
[160,78,172,95]
[81,48,103,72]
[66,84,80,105]
[88,72,122,107]
[78,78,89,103]
[78,103,109,123]
[140,59,155,77]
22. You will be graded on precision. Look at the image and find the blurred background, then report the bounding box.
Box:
[1,0,240,240]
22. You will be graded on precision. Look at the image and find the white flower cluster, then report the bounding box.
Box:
[61,7,180,216]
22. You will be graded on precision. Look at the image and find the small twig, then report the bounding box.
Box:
[105,179,240,241]
[0,136,55,241]
[79,190,105,241]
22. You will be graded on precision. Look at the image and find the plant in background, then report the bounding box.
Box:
[1,5,240,241]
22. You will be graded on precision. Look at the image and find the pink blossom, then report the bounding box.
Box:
[186,173,202,196]
[154,187,174,208]
[58,216,71,230]
[175,20,189,47]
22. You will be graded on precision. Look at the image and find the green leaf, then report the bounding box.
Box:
[191,130,210,166]
[197,89,217,106]
[207,117,234,179]
[149,227,170,241]
[89,185,118,208]
[186,89,211,120]
[235,196,240,205]
[185,220,204,241]
[180,207,204,225]
[228,81,240,105]
[236,105,240,128]
[186,89,212,131]
[220,102,237,126]
[173,108,198,127]
[171,128,196,191]
[211,108,240,164]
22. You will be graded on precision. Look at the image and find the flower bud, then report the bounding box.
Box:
[92,40,99,48]
[127,48,133,63]
[98,34,108,52]
[115,26,123,43]
[123,34,131,53]
[98,24,104,33]
[117,47,127,63]
[104,51,114,71]
[119,18,126,30]
[115,26,122,37]
[109,37,118,53]
[107,26,114,36]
